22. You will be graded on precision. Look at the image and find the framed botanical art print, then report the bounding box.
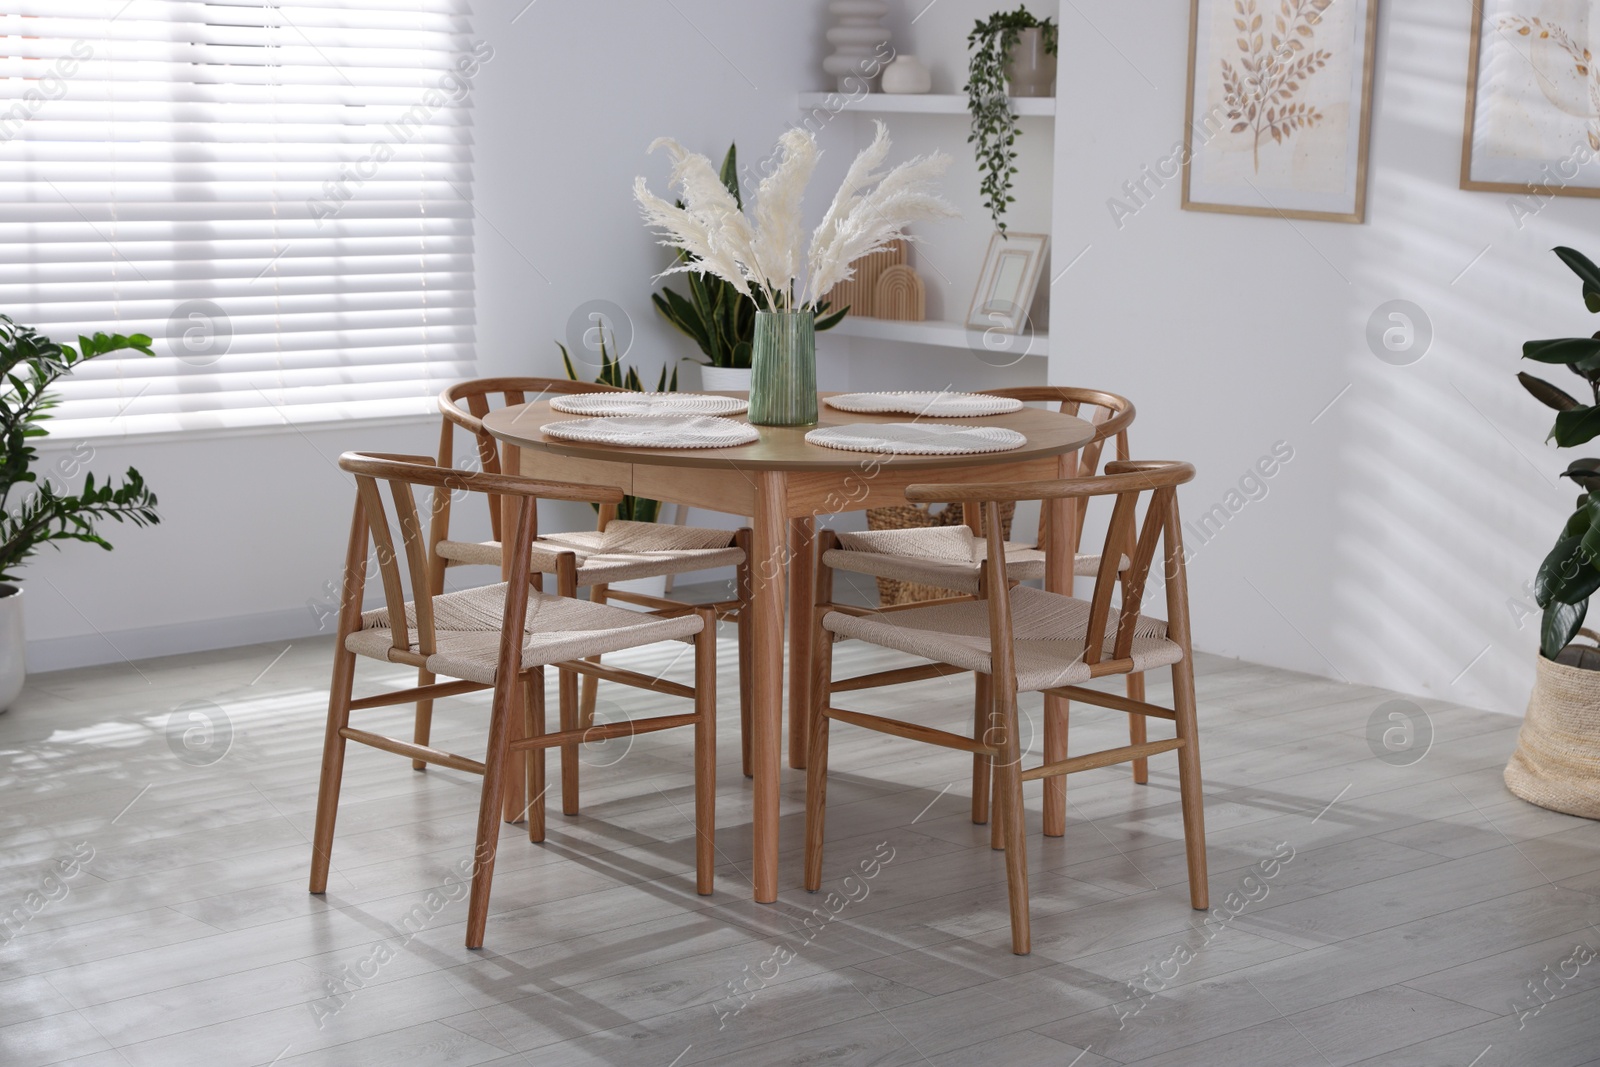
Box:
[1181,0,1381,222]
[1461,1,1600,198]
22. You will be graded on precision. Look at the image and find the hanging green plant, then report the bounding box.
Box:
[966,6,1057,233]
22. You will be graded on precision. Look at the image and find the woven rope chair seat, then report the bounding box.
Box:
[437,519,744,585]
[827,526,1123,596]
[823,585,1181,693]
[346,582,703,685]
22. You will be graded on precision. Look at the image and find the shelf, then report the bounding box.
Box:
[827,315,1047,360]
[796,92,1055,117]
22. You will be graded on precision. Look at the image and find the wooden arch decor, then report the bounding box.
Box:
[874,264,925,322]
[824,239,905,319]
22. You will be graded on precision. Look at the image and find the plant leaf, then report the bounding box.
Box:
[1542,599,1588,659]
[1518,371,1582,410]
[1554,245,1600,312]
[1553,406,1600,447]
[1523,336,1600,366]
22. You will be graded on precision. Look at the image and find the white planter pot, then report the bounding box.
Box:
[1005,27,1057,97]
[0,585,24,712]
[700,366,752,393]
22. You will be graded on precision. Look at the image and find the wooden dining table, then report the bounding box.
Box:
[483,394,1097,904]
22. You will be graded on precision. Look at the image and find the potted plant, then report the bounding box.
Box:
[636,124,954,425]
[966,6,1058,232]
[0,316,161,710]
[650,143,847,393]
[1509,245,1600,818]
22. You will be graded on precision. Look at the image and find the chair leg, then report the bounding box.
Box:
[525,670,546,843]
[971,672,991,825]
[1128,672,1149,785]
[994,681,1031,955]
[735,529,753,778]
[579,583,609,728]
[466,670,517,949]
[501,677,528,825]
[309,647,357,894]
[1171,658,1208,910]
[558,662,580,817]
[803,609,834,892]
[413,668,435,772]
[415,552,449,772]
[694,612,717,895]
[557,558,581,817]
[1042,693,1067,837]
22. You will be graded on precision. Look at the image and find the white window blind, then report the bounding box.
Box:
[0,0,478,438]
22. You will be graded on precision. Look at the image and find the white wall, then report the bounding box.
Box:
[26,0,829,670]
[1049,2,1600,716]
[34,0,1584,723]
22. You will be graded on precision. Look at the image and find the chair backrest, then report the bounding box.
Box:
[985,387,1136,555]
[334,451,623,663]
[905,460,1195,676]
[436,376,628,547]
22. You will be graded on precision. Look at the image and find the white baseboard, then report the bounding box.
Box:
[26,606,332,674]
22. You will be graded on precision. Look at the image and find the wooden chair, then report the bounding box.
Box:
[816,387,1141,834]
[805,461,1206,955]
[418,378,754,816]
[309,452,717,949]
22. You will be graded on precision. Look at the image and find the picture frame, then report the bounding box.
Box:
[1180,0,1380,223]
[1460,1,1600,199]
[965,232,1048,335]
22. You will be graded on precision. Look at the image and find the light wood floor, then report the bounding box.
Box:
[3,599,1599,1066]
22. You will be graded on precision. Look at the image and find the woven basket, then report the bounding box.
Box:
[1505,629,1600,820]
[864,501,1015,606]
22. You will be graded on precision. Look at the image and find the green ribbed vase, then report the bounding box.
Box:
[748,309,817,427]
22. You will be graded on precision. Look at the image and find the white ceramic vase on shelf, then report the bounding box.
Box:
[700,365,752,393]
[0,586,24,713]
[880,56,931,94]
[822,0,890,92]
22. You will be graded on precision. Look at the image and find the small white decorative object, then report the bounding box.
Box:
[825,392,1024,417]
[541,415,759,449]
[549,392,748,417]
[805,423,1026,455]
[880,55,932,95]
[823,0,891,93]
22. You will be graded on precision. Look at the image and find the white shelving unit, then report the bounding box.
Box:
[827,315,1047,360]
[798,88,1057,365]
[795,91,1054,117]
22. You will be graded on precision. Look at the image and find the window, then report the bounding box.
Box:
[0,0,479,437]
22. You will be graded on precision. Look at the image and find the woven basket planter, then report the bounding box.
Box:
[864,501,1015,606]
[1505,629,1600,820]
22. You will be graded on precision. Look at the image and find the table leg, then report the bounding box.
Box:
[1041,455,1076,837]
[750,471,787,903]
[787,515,815,770]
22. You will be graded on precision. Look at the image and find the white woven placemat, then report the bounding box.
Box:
[541,415,758,449]
[550,392,749,417]
[805,423,1026,455]
[824,391,1024,417]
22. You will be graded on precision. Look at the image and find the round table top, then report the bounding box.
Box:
[482,393,1097,472]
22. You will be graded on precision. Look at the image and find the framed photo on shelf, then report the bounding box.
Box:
[1461,1,1600,198]
[965,232,1048,335]
[1181,0,1380,223]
